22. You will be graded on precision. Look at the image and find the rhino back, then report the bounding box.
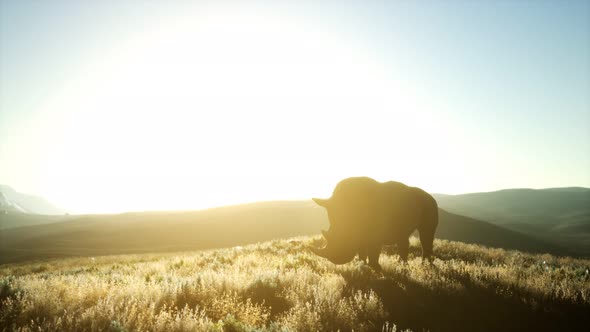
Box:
[331,177,380,205]
[328,178,436,237]
[371,183,436,237]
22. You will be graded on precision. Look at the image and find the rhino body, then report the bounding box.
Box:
[311,177,438,268]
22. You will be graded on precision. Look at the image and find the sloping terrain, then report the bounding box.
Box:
[436,210,569,255]
[433,187,590,228]
[0,212,72,230]
[434,188,590,254]
[1,237,588,332]
[0,201,327,264]
[0,201,569,264]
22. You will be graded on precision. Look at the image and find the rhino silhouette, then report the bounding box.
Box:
[311,177,438,269]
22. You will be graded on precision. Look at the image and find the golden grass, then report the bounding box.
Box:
[1,237,589,331]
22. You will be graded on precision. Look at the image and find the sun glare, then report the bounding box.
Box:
[33,7,456,213]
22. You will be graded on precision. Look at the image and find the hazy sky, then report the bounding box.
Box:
[1,0,589,213]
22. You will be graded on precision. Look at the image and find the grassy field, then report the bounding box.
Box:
[1,236,589,332]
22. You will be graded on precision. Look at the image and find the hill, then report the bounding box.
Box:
[0,201,570,265]
[436,210,569,255]
[0,211,72,230]
[0,201,326,264]
[434,188,590,254]
[0,236,588,331]
[0,185,66,215]
[433,187,590,229]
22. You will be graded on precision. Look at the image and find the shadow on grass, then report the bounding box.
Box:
[341,263,590,332]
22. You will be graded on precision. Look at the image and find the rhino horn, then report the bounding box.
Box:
[309,243,356,265]
[309,246,329,259]
[312,197,331,208]
[326,249,357,264]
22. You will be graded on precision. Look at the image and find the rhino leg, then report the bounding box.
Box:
[419,193,438,262]
[419,228,435,262]
[418,218,437,262]
[397,237,409,262]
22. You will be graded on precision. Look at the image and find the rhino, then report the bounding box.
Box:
[310,177,438,269]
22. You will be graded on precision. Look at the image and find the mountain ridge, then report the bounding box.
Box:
[0,184,66,215]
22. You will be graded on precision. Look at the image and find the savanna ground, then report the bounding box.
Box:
[1,237,589,332]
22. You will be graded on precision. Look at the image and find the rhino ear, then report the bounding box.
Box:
[312,198,330,208]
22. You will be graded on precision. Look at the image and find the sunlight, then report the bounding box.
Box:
[2,2,588,330]
[39,7,449,213]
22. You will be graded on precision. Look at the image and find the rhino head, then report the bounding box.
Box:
[310,197,359,264]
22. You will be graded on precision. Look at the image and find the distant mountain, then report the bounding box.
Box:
[0,200,570,264]
[0,191,27,213]
[433,187,590,255]
[0,185,66,215]
[433,187,590,228]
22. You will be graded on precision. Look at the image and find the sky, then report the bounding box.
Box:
[1,0,589,214]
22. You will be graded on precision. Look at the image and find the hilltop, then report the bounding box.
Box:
[1,236,588,331]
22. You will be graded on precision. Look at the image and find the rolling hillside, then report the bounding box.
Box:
[0,212,72,230]
[0,201,326,264]
[434,188,590,254]
[433,187,590,228]
[0,201,570,265]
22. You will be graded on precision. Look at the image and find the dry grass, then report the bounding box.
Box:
[1,237,589,331]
